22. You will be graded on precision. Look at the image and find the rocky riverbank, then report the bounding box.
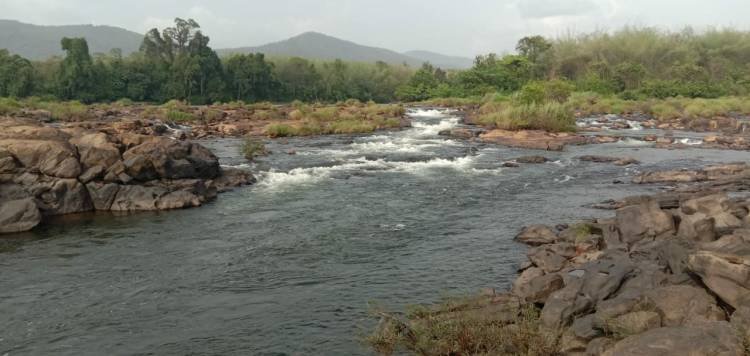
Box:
[0,117,254,234]
[370,163,750,355]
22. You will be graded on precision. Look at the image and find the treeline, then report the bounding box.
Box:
[0,18,413,104]
[397,27,750,101]
[3,23,750,105]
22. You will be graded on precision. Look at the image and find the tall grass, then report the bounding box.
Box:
[477,102,576,132]
[367,295,560,356]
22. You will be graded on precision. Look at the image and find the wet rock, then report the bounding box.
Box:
[578,155,619,163]
[615,199,675,244]
[211,168,256,192]
[480,129,586,151]
[515,155,548,164]
[514,225,559,246]
[438,128,484,139]
[122,138,220,180]
[613,157,639,166]
[86,182,120,211]
[0,184,42,233]
[502,161,520,168]
[79,165,105,184]
[602,322,744,356]
[15,175,92,215]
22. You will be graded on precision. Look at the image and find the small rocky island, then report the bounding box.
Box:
[0,117,253,234]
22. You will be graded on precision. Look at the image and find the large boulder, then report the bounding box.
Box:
[85,182,121,211]
[512,271,564,304]
[69,132,122,171]
[122,138,220,180]
[527,243,576,273]
[639,285,725,326]
[0,184,41,234]
[12,174,92,215]
[615,199,675,244]
[681,193,743,230]
[0,139,81,178]
[515,225,559,246]
[687,233,750,309]
[602,322,744,356]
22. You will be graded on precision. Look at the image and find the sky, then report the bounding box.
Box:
[2,0,748,57]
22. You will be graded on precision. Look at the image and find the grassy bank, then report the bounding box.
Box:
[0,97,406,137]
[367,294,559,355]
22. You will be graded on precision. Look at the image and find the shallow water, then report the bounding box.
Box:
[2,109,749,355]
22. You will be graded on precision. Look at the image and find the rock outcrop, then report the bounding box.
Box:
[479,129,587,151]
[497,190,750,354]
[0,118,254,233]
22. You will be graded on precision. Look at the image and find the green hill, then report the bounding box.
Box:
[0,19,143,59]
[219,32,472,69]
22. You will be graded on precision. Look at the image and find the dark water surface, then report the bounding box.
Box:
[2,109,748,355]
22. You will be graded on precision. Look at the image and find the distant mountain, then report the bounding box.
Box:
[404,50,474,69]
[0,19,143,60]
[0,21,474,69]
[219,32,473,69]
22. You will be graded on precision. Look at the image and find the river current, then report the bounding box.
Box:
[1,108,748,355]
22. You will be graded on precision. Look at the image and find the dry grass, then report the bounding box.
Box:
[367,295,561,356]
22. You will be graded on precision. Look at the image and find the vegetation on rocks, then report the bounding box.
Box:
[368,296,559,356]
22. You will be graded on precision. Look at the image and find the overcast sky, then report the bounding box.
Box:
[2,0,748,56]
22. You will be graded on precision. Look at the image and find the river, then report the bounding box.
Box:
[1,108,748,355]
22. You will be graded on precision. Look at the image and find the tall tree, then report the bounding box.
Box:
[57,37,96,101]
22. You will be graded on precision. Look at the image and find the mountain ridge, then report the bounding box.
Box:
[0,20,473,68]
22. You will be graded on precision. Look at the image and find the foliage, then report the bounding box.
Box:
[478,102,576,132]
[367,295,560,356]
[241,137,268,159]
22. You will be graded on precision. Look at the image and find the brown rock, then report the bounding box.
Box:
[515,225,559,246]
[602,322,744,356]
[640,285,725,327]
[615,199,675,244]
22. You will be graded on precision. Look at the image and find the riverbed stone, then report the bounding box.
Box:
[514,224,559,246]
[602,322,744,356]
[0,197,41,233]
[687,234,750,309]
[513,271,564,304]
[527,243,575,273]
[615,199,675,244]
[640,285,725,327]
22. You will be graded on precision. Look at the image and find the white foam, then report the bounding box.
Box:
[677,138,703,146]
[256,155,500,191]
[410,118,460,137]
[619,138,652,146]
[555,175,574,183]
[408,108,454,118]
[626,120,643,131]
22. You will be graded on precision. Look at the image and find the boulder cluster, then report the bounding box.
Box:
[511,190,750,355]
[0,118,254,234]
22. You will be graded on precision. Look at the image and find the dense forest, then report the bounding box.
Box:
[1,19,750,104]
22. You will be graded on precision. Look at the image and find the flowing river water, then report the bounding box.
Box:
[2,108,749,355]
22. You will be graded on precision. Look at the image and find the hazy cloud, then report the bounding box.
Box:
[1,0,748,57]
[516,0,598,19]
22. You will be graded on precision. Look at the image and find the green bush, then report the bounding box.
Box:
[478,102,576,132]
[517,82,546,105]
[0,97,22,115]
[265,123,295,137]
[241,137,268,160]
[165,109,196,122]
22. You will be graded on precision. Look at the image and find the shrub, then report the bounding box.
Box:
[478,102,576,132]
[39,101,90,121]
[544,79,575,103]
[517,82,546,105]
[328,120,376,134]
[0,97,22,115]
[241,137,268,160]
[265,123,295,138]
[367,295,560,356]
[165,109,196,122]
